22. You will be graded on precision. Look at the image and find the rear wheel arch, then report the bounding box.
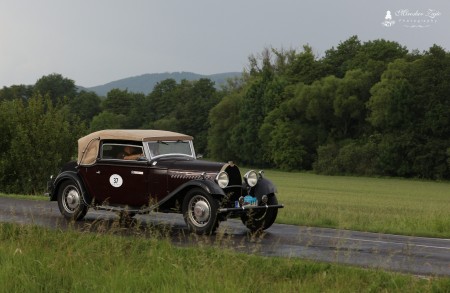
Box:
[52,172,90,203]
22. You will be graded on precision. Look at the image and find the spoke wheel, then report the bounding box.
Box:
[57,180,88,221]
[182,188,219,235]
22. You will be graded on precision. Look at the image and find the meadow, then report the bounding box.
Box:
[265,171,450,238]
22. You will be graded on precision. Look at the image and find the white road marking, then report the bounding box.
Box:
[313,234,450,250]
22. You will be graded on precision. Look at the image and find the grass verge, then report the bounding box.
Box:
[0,222,449,292]
[0,193,47,201]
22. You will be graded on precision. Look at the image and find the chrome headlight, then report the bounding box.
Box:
[215,171,229,188]
[258,170,264,178]
[244,170,258,187]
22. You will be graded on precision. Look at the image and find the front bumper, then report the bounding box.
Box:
[218,204,284,213]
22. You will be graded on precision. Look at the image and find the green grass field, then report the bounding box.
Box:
[1,222,449,292]
[265,171,450,238]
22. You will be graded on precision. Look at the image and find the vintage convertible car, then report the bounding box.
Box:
[47,129,283,234]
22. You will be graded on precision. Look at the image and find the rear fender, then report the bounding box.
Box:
[50,171,90,205]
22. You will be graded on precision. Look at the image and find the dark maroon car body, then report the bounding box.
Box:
[48,130,283,234]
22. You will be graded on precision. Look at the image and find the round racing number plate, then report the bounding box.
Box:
[109,174,123,188]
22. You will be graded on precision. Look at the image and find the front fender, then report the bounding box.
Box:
[188,179,226,196]
[161,179,225,204]
[251,177,277,197]
[141,179,225,213]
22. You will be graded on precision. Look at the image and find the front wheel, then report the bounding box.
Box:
[182,188,219,235]
[57,180,89,221]
[241,194,278,232]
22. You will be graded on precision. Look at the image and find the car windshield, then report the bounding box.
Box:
[147,141,193,158]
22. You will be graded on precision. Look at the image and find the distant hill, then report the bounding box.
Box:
[82,72,242,96]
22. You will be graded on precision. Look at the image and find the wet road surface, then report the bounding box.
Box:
[1,197,449,277]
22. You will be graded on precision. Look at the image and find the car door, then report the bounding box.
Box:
[148,164,168,202]
[80,143,149,207]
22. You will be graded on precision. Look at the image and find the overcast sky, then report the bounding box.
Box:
[1,0,449,87]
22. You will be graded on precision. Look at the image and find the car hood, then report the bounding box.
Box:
[153,156,242,185]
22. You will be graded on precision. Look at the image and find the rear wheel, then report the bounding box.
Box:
[118,209,136,219]
[182,188,219,235]
[241,194,278,232]
[57,180,89,221]
[118,210,137,226]
[118,209,136,226]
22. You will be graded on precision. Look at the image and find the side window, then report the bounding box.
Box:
[117,145,144,160]
[101,144,116,159]
[101,144,144,160]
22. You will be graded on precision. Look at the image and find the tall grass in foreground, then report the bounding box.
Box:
[265,171,450,238]
[0,223,448,292]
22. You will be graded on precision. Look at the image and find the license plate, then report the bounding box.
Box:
[235,195,258,207]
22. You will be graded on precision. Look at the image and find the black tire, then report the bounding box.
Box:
[57,180,89,221]
[241,194,278,232]
[182,188,219,235]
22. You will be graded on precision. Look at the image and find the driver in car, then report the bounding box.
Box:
[119,146,143,160]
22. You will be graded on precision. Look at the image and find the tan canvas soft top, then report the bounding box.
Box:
[77,129,193,166]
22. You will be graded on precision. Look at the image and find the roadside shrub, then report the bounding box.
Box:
[0,95,84,194]
[314,139,378,176]
[313,143,340,175]
[336,139,378,176]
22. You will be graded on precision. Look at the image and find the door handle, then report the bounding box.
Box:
[131,171,143,175]
[96,171,101,174]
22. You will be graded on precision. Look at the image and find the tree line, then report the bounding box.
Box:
[0,74,221,193]
[1,36,449,194]
[209,36,449,180]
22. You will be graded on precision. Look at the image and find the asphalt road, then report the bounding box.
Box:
[1,197,449,277]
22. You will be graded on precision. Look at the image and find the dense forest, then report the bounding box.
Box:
[1,36,449,194]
